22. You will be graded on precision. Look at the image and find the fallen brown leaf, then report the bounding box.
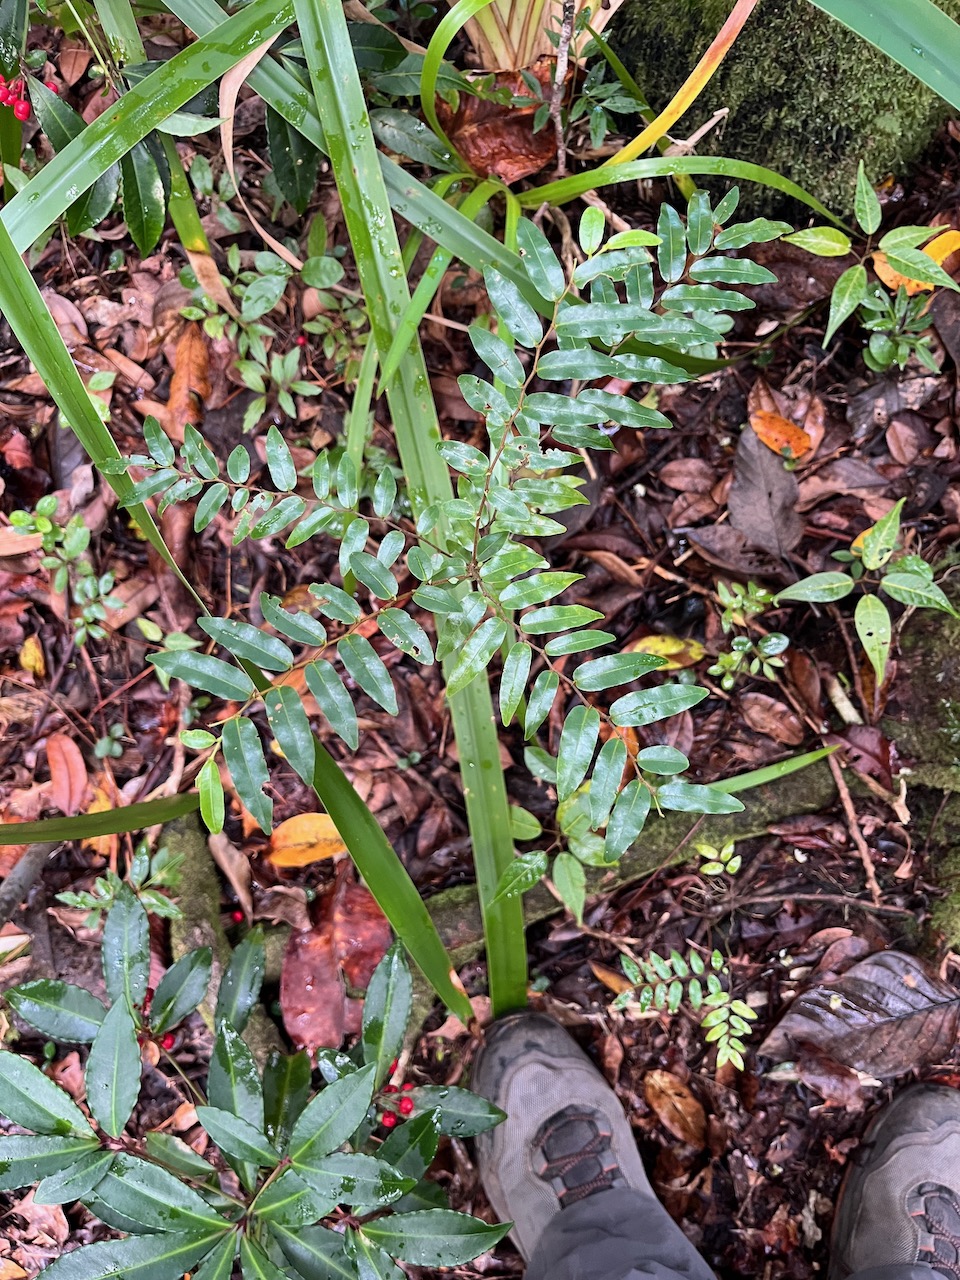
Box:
[760,950,960,1077]
[644,1069,706,1149]
[45,734,88,817]
[727,426,802,557]
[740,693,805,745]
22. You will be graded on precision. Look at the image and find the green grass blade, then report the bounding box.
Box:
[0,792,199,844]
[419,0,497,160]
[310,741,473,1022]
[711,745,837,794]
[809,0,960,111]
[91,0,146,67]
[530,156,848,224]
[379,180,499,388]
[2,0,294,250]
[292,0,527,1014]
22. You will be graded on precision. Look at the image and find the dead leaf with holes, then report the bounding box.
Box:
[760,950,960,1077]
[644,1069,706,1149]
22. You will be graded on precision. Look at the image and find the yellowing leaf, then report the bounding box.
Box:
[872,230,960,296]
[82,774,123,859]
[589,960,633,995]
[18,634,45,678]
[628,635,706,670]
[749,409,812,461]
[269,812,347,867]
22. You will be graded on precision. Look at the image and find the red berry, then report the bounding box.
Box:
[380,1112,397,1129]
[398,1097,414,1116]
[389,1059,399,1073]
[0,74,6,85]
[44,81,58,93]
[382,1083,399,1094]
[295,335,307,347]
[160,1032,176,1051]
[230,908,245,923]
[13,100,29,121]
[401,1082,415,1091]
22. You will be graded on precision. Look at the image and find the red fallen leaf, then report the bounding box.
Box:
[45,734,88,816]
[279,874,392,1055]
[435,59,558,184]
[643,1069,706,1150]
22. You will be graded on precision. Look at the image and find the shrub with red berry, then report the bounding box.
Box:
[0,895,509,1278]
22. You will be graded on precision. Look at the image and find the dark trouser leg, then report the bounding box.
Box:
[524,1188,716,1280]
[524,1188,945,1280]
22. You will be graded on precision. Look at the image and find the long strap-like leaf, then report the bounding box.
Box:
[293,0,527,1015]
[810,0,960,112]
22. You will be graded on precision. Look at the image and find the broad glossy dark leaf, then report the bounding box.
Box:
[39,1230,227,1279]
[102,884,150,1009]
[84,999,141,1137]
[0,1050,92,1136]
[5,980,105,1042]
[215,928,265,1034]
[267,104,321,214]
[151,948,213,1034]
[95,1152,226,1232]
[0,1134,99,1191]
[361,1210,510,1266]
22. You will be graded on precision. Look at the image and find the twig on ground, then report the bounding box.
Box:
[0,843,60,930]
[549,0,575,176]
[828,752,883,905]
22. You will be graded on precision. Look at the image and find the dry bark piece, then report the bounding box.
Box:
[760,950,960,1077]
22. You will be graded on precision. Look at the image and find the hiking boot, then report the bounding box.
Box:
[830,1084,960,1280]
[471,1012,662,1260]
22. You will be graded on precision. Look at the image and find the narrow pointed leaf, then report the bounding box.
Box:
[150,948,213,1035]
[216,928,265,1034]
[338,635,398,715]
[5,981,105,1043]
[85,999,141,1138]
[265,685,318,785]
[362,944,412,1087]
[221,716,273,832]
[34,1150,115,1205]
[290,1064,376,1167]
[0,1051,92,1137]
[95,1152,226,1232]
[196,1106,279,1167]
[200,617,294,673]
[102,885,149,1009]
[0,1135,99,1191]
[305,660,359,750]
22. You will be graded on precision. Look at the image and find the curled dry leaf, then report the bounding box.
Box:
[45,734,88,817]
[643,1069,706,1150]
[208,831,254,920]
[268,812,347,868]
[739,693,805,745]
[760,950,960,1077]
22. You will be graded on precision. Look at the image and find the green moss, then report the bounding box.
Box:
[610,0,960,215]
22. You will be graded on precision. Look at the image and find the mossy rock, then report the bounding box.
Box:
[609,0,960,216]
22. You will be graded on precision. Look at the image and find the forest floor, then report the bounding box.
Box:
[2,84,960,1280]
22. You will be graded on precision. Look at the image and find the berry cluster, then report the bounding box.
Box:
[0,74,58,122]
[0,76,30,121]
[379,1065,417,1129]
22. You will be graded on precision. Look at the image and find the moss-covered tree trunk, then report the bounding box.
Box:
[610,0,960,215]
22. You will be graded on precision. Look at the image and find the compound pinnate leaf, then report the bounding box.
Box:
[552,852,586,925]
[609,684,709,727]
[221,716,273,833]
[446,617,507,698]
[604,780,651,861]
[491,850,548,905]
[557,705,600,802]
[499,641,531,727]
[516,217,565,301]
[760,950,960,1077]
[573,652,666,691]
[338,634,398,715]
[265,685,317,786]
[305,660,359,750]
[589,736,627,829]
[481,267,542,348]
[199,617,294,673]
[656,780,744,815]
[148,651,255,701]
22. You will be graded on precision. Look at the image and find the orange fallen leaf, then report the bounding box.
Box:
[589,960,634,995]
[269,812,347,867]
[628,635,706,670]
[165,322,211,443]
[749,408,812,460]
[872,229,960,296]
[46,734,88,817]
[82,774,123,859]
